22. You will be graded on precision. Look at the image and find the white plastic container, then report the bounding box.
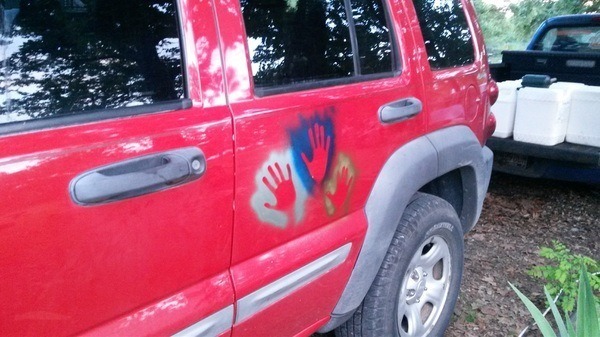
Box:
[566,86,600,147]
[513,87,572,146]
[492,80,521,138]
[549,82,586,93]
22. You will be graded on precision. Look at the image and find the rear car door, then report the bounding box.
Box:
[0,1,234,336]
[214,0,427,334]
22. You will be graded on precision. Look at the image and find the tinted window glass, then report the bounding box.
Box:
[241,0,354,88]
[351,0,393,75]
[413,0,474,69]
[538,26,600,53]
[0,1,184,125]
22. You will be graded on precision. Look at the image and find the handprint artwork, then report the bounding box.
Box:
[324,154,356,216]
[263,163,295,211]
[251,150,308,228]
[301,123,331,185]
[251,112,356,228]
[290,115,334,193]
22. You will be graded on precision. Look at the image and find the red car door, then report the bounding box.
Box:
[0,1,234,336]
[215,0,427,335]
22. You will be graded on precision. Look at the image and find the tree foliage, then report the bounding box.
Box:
[510,0,600,41]
[473,0,600,61]
[472,0,517,57]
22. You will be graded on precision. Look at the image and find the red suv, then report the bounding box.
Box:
[0,0,496,336]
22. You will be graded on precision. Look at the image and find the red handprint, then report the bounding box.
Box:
[301,123,331,185]
[263,163,296,211]
[326,166,354,212]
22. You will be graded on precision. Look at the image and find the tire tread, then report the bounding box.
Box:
[335,193,463,337]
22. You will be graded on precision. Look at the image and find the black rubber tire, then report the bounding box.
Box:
[336,193,464,337]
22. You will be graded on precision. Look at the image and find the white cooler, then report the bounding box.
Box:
[492,80,521,138]
[566,86,600,147]
[549,82,586,93]
[513,86,573,146]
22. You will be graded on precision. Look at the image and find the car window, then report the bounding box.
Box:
[241,0,354,89]
[0,0,184,125]
[539,26,600,53]
[241,0,395,94]
[351,0,393,75]
[412,0,475,69]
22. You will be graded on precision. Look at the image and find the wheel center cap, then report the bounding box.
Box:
[406,267,427,305]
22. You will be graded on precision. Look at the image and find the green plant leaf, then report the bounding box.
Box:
[565,297,575,313]
[576,266,600,337]
[559,272,568,285]
[510,282,558,337]
[527,242,600,313]
[566,314,576,336]
[545,287,568,337]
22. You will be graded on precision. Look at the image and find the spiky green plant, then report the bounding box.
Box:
[510,265,599,337]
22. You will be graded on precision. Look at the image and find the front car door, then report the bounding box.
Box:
[0,1,234,336]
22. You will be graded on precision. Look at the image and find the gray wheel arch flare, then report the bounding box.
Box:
[320,125,494,332]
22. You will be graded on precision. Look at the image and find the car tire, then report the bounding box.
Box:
[336,193,464,337]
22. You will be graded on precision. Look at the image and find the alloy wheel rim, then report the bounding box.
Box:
[397,233,452,336]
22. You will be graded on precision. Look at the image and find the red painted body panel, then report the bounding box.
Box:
[0,0,495,335]
[231,211,366,336]
[0,108,235,336]
[81,272,233,337]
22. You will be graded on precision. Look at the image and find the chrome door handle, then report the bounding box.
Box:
[70,147,206,205]
[379,97,423,124]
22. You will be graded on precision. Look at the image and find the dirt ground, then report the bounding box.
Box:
[315,172,599,337]
[445,173,600,337]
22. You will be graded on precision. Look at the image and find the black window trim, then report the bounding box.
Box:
[0,0,191,136]
[383,0,401,72]
[0,99,193,137]
[344,0,362,76]
[251,0,402,97]
[255,71,400,97]
[176,0,191,101]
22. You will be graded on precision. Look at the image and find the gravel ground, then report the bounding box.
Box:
[445,173,600,336]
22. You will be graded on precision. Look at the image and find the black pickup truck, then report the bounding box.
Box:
[489,14,600,184]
